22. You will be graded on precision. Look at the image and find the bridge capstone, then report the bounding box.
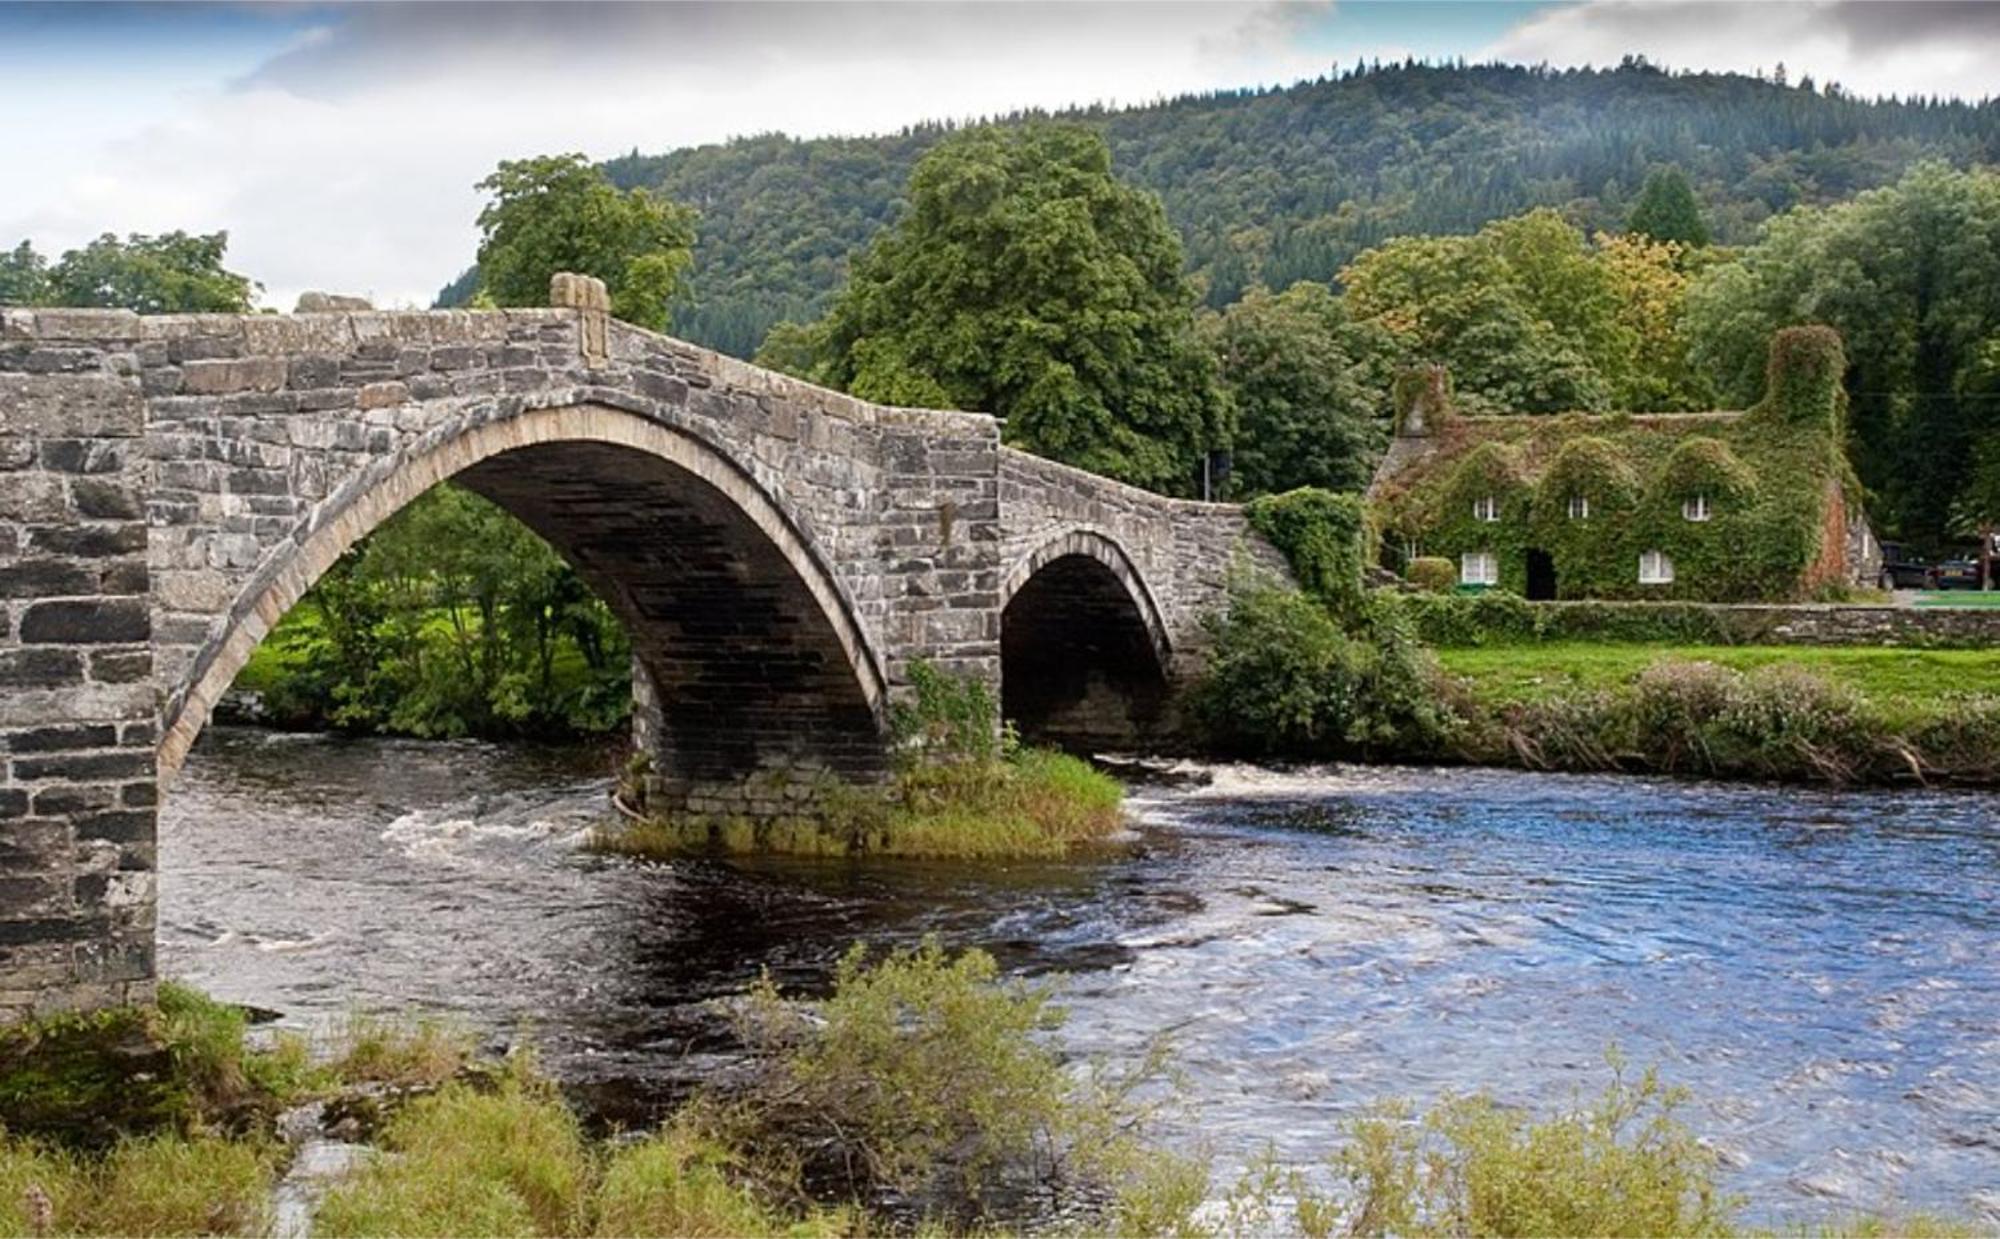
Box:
[0,284,1284,1018]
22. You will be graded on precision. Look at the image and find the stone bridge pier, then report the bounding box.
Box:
[0,278,1282,1016]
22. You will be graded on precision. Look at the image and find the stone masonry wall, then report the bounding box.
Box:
[998,447,1288,679]
[1,309,159,1017]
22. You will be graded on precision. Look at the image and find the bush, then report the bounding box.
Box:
[1332,1062,1735,1238]
[728,939,1151,1219]
[1398,594,1738,647]
[0,982,320,1150]
[1193,586,1457,758]
[1407,556,1456,592]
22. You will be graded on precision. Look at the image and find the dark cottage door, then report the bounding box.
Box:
[1525,548,1558,600]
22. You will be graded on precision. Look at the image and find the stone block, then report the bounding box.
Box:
[19,599,149,646]
[5,724,118,754]
[68,478,143,520]
[0,560,96,599]
[30,309,140,342]
[30,785,116,816]
[180,357,289,395]
[358,380,409,409]
[0,648,83,689]
[0,373,142,437]
[26,523,146,558]
[14,754,152,784]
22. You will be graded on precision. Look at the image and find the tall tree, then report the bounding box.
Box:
[1203,283,1390,496]
[475,154,696,331]
[9,232,257,313]
[1684,162,2000,544]
[1627,165,1711,246]
[807,124,1228,495]
[0,240,50,306]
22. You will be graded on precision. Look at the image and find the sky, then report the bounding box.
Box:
[2,1,1996,311]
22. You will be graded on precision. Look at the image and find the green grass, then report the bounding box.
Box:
[593,747,1125,861]
[1913,590,2000,608]
[1436,642,2000,726]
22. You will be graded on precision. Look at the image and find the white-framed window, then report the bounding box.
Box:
[1639,550,1675,585]
[1567,494,1591,520]
[1471,495,1501,523]
[1461,550,1499,586]
[1682,493,1712,522]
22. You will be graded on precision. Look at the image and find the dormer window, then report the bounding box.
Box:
[1472,496,1500,523]
[1461,551,1499,586]
[1682,494,1713,522]
[1567,495,1591,521]
[1639,550,1675,585]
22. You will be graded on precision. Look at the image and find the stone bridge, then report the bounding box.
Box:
[0,277,1282,1015]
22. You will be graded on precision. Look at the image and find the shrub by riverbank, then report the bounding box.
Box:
[1193,586,2000,786]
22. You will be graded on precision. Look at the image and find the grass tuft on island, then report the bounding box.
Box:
[591,745,1124,861]
[592,661,1125,861]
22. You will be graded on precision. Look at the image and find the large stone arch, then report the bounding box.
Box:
[999,528,1174,748]
[159,402,891,797]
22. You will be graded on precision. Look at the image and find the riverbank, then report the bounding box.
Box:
[3,962,1983,1237]
[1439,643,2000,786]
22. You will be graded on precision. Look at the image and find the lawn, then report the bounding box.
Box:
[1435,642,2000,725]
[1913,590,2000,608]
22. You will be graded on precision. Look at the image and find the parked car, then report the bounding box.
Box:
[1876,542,1934,589]
[1932,557,1985,590]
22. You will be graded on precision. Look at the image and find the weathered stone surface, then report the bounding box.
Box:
[0,293,1288,1021]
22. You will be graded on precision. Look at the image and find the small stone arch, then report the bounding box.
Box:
[999,528,1174,747]
[159,401,889,786]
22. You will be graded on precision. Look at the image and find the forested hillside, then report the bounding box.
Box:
[576,59,2000,358]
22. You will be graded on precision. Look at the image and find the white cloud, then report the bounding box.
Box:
[1482,0,2000,103]
[0,2,1338,310]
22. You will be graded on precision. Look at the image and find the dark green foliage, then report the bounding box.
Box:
[0,232,255,313]
[475,153,696,331]
[1657,437,1758,500]
[1203,283,1390,496]
[1398,594,1741,647]
[432,264,481,309]
[891,658,1002,769]
[1685,163,2000,548]
[1628,165,1711,246]
[0,983,306,1151]
[1193,586,1455,759]
[235,484,631,740]
[0,240,50,305]
[806,124,1226,494]
[1244,487,1369,617]
[0,1003,181,1150]
[1754,324,1846,427]
[606,61,2000,362]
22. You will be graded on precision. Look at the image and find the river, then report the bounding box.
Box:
[161,726,2000,1227]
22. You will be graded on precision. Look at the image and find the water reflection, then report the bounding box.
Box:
[162,729,2000,1225]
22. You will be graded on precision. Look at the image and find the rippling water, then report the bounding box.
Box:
[161,728,2000,1225]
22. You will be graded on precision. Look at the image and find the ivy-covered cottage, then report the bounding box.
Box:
[1366,327,1881,602]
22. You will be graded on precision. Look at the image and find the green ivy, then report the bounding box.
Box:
[1374,330,1853,602]
[1244,488,1368,617]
